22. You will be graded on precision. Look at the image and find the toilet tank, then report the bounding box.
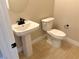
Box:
[42,17,55,31]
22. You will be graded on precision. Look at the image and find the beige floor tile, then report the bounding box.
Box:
[19,39,79,59]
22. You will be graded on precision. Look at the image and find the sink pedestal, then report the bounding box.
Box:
[12,20,39,57]
[22,34,33,57]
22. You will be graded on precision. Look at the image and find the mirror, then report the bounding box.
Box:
[6,0,28,13]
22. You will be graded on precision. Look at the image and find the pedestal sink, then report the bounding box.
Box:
[12,20,39,57]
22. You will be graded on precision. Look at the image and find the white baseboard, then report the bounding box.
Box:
[18,36,79,53]
[32,34,46,44]
[66,37,79,47]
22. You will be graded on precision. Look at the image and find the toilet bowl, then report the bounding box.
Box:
[47,29,66,40]
[47,29,66,48]
[41,17,66,48]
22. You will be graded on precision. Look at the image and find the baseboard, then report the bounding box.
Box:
[32,34,46,44]
[66,37,79,47]
[18,36,79,52]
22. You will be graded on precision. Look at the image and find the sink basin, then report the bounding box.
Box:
[12,21,30,31]
[12,20,39,57]
[12,20,39,36]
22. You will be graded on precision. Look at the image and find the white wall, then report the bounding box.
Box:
[54,0,79,41]
[8,0,54,40]
[8,0,54,51]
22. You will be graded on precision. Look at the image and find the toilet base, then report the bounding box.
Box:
[47,36,62,48]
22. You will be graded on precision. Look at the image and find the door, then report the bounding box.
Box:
[0,0,19,59]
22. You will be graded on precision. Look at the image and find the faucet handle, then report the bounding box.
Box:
[16,18,25,25]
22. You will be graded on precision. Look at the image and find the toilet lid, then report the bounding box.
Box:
[47,29,66,39]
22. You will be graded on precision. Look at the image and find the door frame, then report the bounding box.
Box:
[0,0,19,59]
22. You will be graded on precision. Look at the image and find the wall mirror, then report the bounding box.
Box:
[6,0,28,13]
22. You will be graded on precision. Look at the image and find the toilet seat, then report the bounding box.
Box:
[47,29,66,39]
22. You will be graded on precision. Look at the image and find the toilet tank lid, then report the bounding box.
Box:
[42,17,55,22]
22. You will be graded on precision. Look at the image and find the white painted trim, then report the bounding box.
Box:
[31,34,79,47]
[32,34,46,44]
[66,37,79,47]
[6,0,9,9]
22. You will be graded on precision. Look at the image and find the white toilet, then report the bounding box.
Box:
[41,17,66,48]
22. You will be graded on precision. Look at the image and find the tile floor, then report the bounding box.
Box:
[19,39,79,59]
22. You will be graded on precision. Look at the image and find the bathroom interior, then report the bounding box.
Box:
[2,0,79,59]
